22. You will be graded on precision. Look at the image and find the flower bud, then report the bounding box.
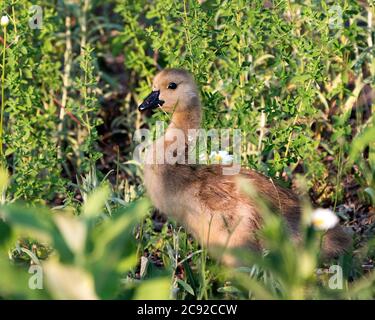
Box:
[1,15,9,27]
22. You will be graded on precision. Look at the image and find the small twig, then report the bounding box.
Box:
[0,24,7,159]
[57,15,73,159]
[53,98,82,126]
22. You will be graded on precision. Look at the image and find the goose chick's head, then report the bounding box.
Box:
[138,68,200,113]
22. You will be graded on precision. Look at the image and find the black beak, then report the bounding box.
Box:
[138,90,164,111]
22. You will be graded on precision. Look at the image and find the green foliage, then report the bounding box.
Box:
[0,0,374,300]
[116,0,373,196]
[1,1,65,201]
[0,185,171,299]
[228,211,375,300]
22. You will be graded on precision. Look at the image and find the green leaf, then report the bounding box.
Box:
[0,167,9,190]
[217,285,241,294]
[53,214,87,256]
[350,126,375,161]
[90,198,150,299]
[0,220,11,246]
[134,278,171,300]
[1,205,53,242]
[82,185,110,218]
[0,251,47,299]
[44,260,98,300]
[177,279,195,296]
[364,187,375,204]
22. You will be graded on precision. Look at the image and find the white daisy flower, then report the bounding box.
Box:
[209,150,234,165]
[310,208,339,231]
[1,15,9,27]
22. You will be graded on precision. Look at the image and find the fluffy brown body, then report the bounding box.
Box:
[141,69,351,266]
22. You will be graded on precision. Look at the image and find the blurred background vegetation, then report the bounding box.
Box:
[0,0,374,299]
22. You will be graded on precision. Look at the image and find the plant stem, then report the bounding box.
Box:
[284,80,312,159]
[11,5,17,35]
[0,25,7,160]
[333,144,343,212]
[368,5,375,176]
[183,0,194,71]
[81,0,90,135]
[58,15,72,161]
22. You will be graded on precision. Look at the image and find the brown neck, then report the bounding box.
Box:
[168,107,202,135]
[147,107,201,169]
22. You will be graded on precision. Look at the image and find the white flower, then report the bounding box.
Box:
[310,208,339,231]
[209,150,233,165]
[1,15,9,27]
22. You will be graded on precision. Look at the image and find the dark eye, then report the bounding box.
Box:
[167,82,177,89]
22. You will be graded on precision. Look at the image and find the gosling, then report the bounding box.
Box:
[138,68,351,266]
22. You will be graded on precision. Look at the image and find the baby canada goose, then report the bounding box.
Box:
[138,68,351,266]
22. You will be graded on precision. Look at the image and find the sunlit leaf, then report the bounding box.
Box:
[82,185,110,218]
[53,214,87,256]
[44,260,98,300]
[177,279,195,296]
[134,278,171,300]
